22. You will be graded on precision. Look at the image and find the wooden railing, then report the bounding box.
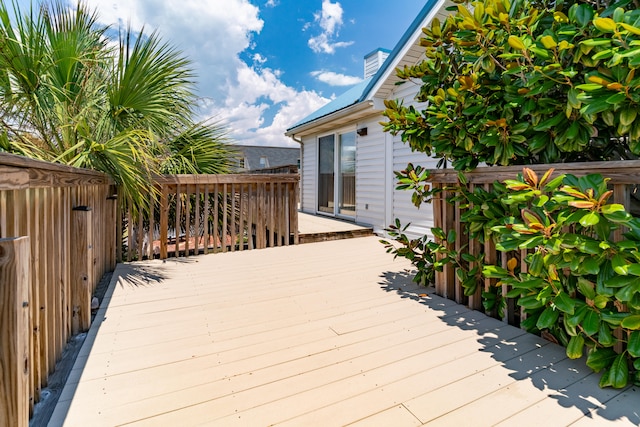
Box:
[0,155,300,425]
[0,153,117,425]
[429,160,638,322]
[121,174,300,261]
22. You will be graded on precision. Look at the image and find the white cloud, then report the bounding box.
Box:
[308,0,353,54]
[310,71,362,86]
[80,0,326,147]
[207,63,329,147]
[253,53,267,65]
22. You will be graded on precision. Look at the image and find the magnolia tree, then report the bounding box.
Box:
[382,0,640,388]
[383,0,640,170]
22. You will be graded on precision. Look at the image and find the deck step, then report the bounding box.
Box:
[298,228,374,244]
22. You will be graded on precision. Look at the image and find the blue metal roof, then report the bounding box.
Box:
[287,78,371,130]
[358,0,439,103]
[286,0,440,133]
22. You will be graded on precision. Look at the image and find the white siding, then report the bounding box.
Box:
[388,78,438,240]
[355,118,386,232]
[301,136,317,214]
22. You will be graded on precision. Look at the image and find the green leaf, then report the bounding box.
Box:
[554,291,576,314]
[447,229,456,244]
[586,347,617,372]
[594,294,609,309]
[577,277,596,300]
[628,331,640,357]
[606,92,626,104]
[566,334,585,359]
[612,254,629,275]
[576,83,604,91]
[597,322,616,347]
[621,315,640,330]
[519,294,544,310]
[483,265,510,278]
[581,257,601,275]
[608,353,629,388]
[582,309,601,336]
[580,212,600,227]
[601,311,628,326]
[537,306,560,329]
[518,236,544,249]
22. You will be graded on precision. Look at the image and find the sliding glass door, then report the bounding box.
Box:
[338,132,356,216]
[318,135,335,214]
[317,132,356,217]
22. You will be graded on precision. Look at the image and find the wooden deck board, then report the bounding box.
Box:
[50,237,639,426]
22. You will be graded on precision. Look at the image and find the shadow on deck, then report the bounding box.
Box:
[47,237,638,426]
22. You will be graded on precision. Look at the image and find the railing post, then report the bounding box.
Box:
[71,207,93,335]
[0,236,30,427]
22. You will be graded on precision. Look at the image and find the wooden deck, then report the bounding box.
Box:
[50,237,638,426]
[297,212,373,243]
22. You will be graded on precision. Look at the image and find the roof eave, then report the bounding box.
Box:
[285,100,375,138]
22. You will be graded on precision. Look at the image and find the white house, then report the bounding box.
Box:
[285,0,452,238]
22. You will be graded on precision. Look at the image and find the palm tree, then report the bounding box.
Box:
[0,0,236,206]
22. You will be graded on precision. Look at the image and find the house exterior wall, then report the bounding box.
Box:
[355,117,386,229]
[300,135,317,214]
[387,80,438,240]
[297,86,437,240]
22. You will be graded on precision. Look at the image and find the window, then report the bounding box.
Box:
[259,156,269,168]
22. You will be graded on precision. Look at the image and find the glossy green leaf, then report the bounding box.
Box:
[582,309,601,336]
[519,294,544,310]
[586,347,617,372]
[628,331,640,357]
[581,257,600,275]
[580,212,600,227]
[608,353,629,388]
[566,334,585,359]
[593,294,609,309]
[483,265,510,278]
[537,306,560,329]
[621,315,640,330]
[577,277,596,300]
[597,322,616,346]
[554,291,576,314]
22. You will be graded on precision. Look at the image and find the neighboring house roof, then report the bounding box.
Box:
[285,0,444,138]
[234,145,300,171]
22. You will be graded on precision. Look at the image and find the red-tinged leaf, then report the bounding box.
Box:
[560,186,590,199]
[568,200,596,209]
[598,190,613,205]
[524,167,538,186]
[539,168,555,187]
[522,208,542,225]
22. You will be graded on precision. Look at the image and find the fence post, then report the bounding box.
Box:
[0,237,30,427]
[71,207,93,335]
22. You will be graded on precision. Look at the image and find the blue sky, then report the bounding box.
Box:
[14,0,426,146]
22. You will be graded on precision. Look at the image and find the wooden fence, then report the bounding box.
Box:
[429,160,638,323]
[121,174,300,261]
[0,153,117,425]
[0,156,301,424]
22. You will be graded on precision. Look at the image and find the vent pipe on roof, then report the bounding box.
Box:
[364,48,390,79]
